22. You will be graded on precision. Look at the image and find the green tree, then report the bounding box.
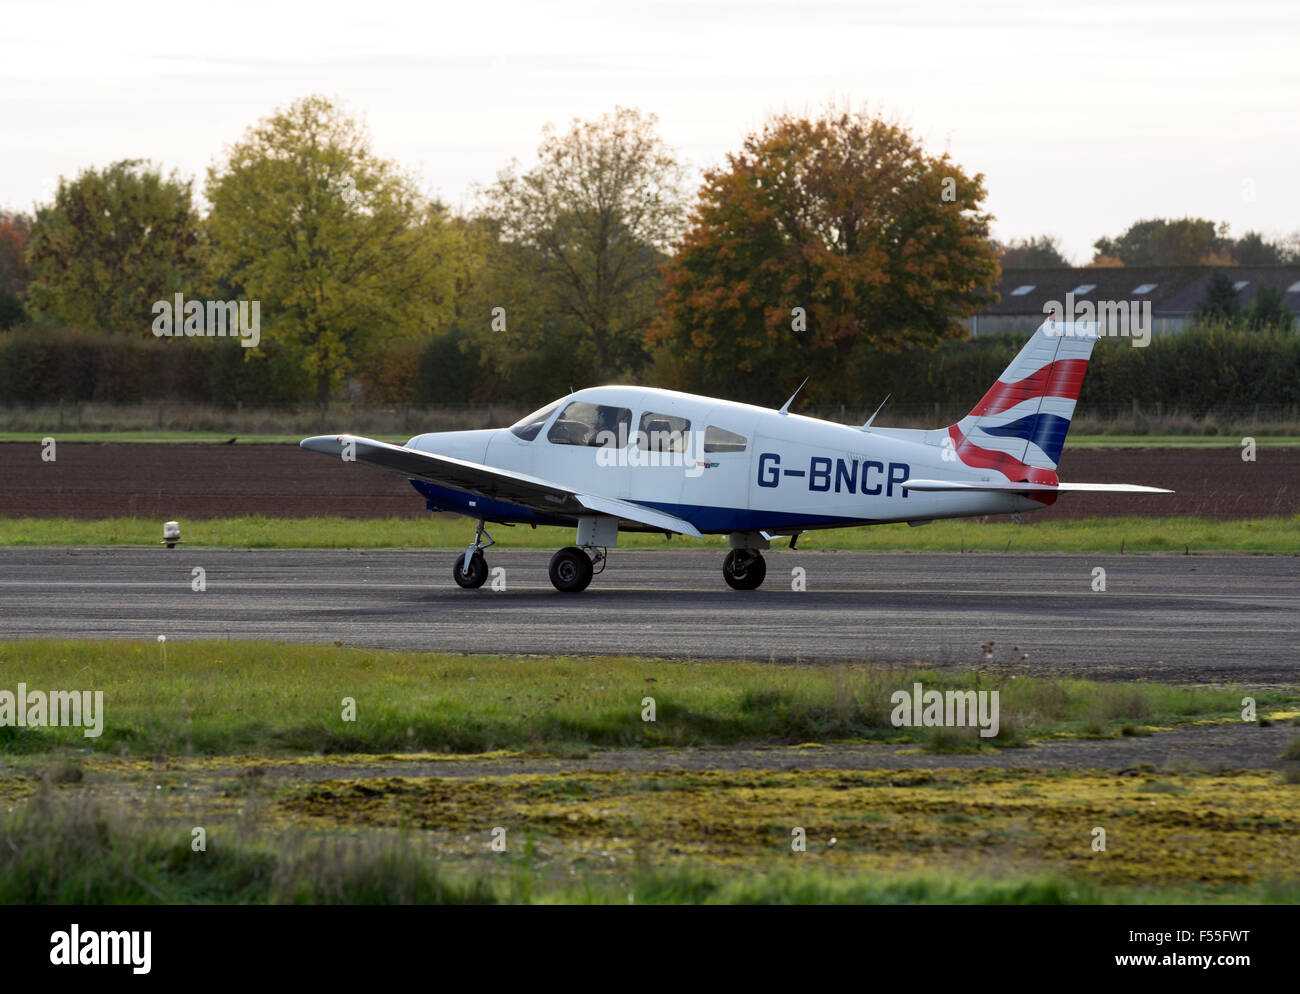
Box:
[1231,230,1285,265]
[649,108,999,405]
[417,216,599,405]
[1245,284,1294,331]
[25,162,202,333]
[206,95,463,406]
[0,288,23,329]
[1196,271,1241,323]
[481,107,688,380]
[1092,217,1229,266]
[998,234,1070,268]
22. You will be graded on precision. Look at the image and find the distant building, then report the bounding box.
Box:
[967,265,1300,336]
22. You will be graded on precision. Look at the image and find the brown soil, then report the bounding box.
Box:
[0,442,1294,520]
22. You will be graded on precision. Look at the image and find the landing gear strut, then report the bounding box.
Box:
[453,520,494,589]
[723,549,767,590]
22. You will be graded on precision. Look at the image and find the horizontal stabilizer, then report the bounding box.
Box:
[901,478,1173,494]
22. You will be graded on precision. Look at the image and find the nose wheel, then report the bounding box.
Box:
[723,549,767,590]
[453,550,488,588]
[453,520,494,589]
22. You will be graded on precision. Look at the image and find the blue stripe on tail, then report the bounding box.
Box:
[981,413,1072,465]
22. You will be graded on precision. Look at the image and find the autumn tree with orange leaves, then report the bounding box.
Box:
[648,109,999,406]
[0,210,32,329]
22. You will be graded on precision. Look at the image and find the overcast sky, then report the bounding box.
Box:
[3,0,1297,263]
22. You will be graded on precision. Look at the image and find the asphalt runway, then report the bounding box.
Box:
[1,548,1296,682]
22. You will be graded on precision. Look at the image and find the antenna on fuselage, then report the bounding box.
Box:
[778,377,809,415]
[859,393,891,431]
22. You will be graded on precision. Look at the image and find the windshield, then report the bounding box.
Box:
[509,402,560,441]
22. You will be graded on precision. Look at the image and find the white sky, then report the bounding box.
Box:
[2,0,1297,264]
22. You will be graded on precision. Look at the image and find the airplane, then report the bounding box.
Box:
[301,320,1170,592]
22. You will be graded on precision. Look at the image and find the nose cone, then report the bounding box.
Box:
[406,428,499,463]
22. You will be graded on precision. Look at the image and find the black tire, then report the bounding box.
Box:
[548,546,594,593]
[723,550,767,590]
[453,551,488,589]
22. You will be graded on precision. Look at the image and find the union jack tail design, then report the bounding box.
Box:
[948,322,1098,485]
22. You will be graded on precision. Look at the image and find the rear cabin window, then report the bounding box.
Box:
[547,401,632,447]
[704,425,747,453]
[637,412,691,452]
[509,402,560,441]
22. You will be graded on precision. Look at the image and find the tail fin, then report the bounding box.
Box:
[948,321,1098,484]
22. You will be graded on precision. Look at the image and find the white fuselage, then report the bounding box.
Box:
[406,386,1040,535]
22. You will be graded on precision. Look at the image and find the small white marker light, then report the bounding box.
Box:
[162,521,181,549]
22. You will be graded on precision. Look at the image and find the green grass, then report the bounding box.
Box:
[0,639,1285,756]
[1,514,1295,553]
[4,641,1296,906]
[3,788,1297,905]
[2,431,1299,448]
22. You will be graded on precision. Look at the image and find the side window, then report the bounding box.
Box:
[509,402,560,441]
[704,425,747,453]
[547,401,632,447]
[637,412,690,452]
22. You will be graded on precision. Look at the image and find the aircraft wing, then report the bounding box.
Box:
[300,434,705,538]
[900,479,1173,494]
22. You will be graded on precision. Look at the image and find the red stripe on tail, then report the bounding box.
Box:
[970,359,1088,417]
[948,426,1059,503]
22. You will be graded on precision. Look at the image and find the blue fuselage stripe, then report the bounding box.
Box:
[408,480,864,533]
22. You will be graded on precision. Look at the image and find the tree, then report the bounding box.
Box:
[206,95,463,405]
[998,234,1070,268]
[0,210,32,298]
[1085,254,1124,268]
[0,289,23,329]
[481,107,688,379]
[1245,284,1294,331]
[25,162,202,333]
[1231,230,1285,265]
[1277,232,1300,265]
[1092,217,1229,266]
[1196,271,1241,323]
[648,108,999,405]
[417,215,602,405]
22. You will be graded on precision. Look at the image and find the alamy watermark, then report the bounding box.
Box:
[594,425,712,478]
[0,684,104,737]
[50,925,150,974]
[1042,293,1152,347]
[890,682,1000,738]
[151,293,260,348]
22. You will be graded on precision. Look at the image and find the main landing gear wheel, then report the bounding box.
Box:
[549,546,594,593]
[453,550,488,589]
[723,549,767,590]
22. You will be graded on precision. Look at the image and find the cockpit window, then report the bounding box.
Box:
[547,401,632,447]
[509,402,560,441]
[704,425,747,453]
